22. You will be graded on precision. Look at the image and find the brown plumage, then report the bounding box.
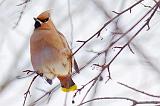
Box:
[30,11,79,92]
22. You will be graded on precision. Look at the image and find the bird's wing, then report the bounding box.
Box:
[56,30,73,73]
[57,30,80,74]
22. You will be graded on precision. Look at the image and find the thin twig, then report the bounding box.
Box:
[72,0,144,56]
[117,81,160,98]
[23,74,39,106]
[16,0,30,6]
[13,0,30,28]
[79,97,160,106]
[104,3,157,67]
[30,84,60,105]
[76,2,159,105]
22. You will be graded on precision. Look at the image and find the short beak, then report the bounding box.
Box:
[33,17,38,21]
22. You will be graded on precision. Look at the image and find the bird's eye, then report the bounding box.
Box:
[41,18,49,23]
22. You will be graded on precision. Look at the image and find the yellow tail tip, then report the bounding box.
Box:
[61,85,77,92]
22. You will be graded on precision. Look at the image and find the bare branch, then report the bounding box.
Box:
[127,44,135,54]
[23,74,39,106]
[72,0,144,56]
[79,97,160,106]
[13,0,30,28]
[16,0,30,6]
[117,81,160,98]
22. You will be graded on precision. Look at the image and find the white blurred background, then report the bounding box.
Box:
[0,0,160,106]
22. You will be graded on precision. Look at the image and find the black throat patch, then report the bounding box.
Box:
[34,21,41,29]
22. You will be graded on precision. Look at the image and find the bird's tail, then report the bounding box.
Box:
[57,75,77,92]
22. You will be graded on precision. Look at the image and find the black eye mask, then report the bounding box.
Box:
[38,17,49,23]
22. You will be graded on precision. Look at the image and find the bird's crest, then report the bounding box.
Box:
[37,10,50,21]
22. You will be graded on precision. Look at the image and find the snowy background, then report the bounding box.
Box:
[0,0,160,106]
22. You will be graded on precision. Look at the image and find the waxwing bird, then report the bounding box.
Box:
[30,11,79,92]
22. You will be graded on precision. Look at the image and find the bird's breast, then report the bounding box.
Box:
[31,45,71,79]
[30,30,72,79]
